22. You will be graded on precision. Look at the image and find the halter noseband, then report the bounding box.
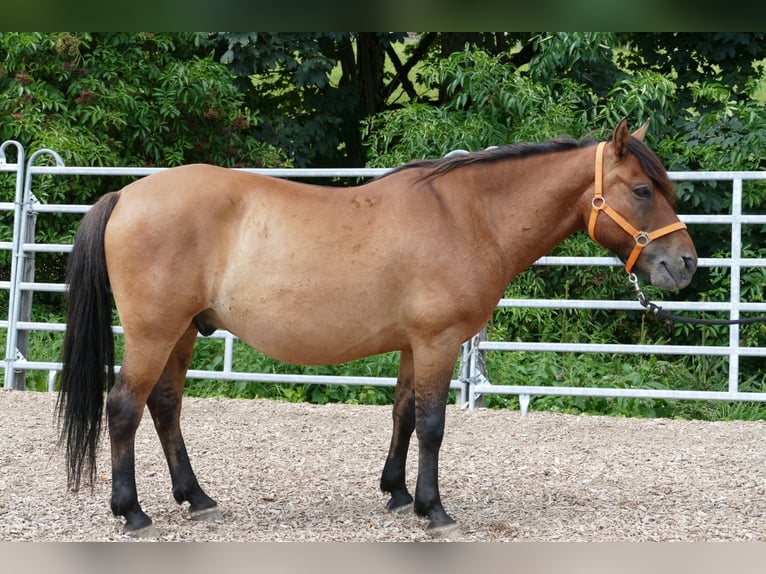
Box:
[587,141,687,274]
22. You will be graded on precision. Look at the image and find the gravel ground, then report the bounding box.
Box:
[1,387,766,542]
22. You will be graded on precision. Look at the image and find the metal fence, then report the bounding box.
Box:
[2,141,765,412]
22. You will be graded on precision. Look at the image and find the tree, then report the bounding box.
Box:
[616,33,766,109]
[202,32,404,168]
[202,32,522,168]
[363,33,629,165]
[0,32,287,173]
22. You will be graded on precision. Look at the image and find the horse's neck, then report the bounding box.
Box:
[466,150,593,281]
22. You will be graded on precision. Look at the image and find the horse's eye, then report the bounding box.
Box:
[633,185,652,199]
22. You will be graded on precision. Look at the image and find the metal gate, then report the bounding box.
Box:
[2,142,765,411]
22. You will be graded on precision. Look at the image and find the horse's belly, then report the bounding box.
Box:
[213,293,404,366]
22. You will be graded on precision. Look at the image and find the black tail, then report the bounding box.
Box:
[56,191,121,491]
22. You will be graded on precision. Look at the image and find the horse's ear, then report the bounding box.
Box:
[612,117,630,159]
[632,118,650,141]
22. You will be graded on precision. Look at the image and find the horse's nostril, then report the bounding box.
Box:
[682,254,697,272]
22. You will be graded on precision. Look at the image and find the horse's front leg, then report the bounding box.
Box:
[380,349,416,512]
[412,348,460,536]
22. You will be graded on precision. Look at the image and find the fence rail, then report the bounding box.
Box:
[2,141,764,412]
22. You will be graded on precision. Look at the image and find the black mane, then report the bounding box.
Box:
[385,135,677,205]
[387,137,595,179]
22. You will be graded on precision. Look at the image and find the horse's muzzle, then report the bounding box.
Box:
[647,250,697,291]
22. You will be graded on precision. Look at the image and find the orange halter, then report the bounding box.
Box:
[587,142,687,274]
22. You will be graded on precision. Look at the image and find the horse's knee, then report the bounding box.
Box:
[147,384,181,436]
[106,387,144,438]
[106,390,133,428]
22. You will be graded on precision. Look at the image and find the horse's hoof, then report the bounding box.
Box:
[124,522,158,539]
[385,497,413,514]
[426,522,463,540]
[190,506,223,522]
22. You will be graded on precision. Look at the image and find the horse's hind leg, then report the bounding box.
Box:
[107,338,177,536]
[146,326,220,521]
[380,349,416,512]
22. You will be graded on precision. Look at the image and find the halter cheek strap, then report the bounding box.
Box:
[587,141,687,274]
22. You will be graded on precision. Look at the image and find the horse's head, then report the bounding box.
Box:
[582,118,697,290]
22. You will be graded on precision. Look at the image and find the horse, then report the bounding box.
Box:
[57,118,697,538]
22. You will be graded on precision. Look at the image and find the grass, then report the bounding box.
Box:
[3,314,765,422]
[480,348,766,421]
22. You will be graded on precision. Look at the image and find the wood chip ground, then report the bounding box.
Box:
[1,388,765,542]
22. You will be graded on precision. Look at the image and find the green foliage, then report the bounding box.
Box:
[204,32,353,168]
[364,33,766,178]
[615,33,766,112]
[0,32,289,285]
[0,33,287,170]
[365,50,578,163]
[364,35,682,165]
[203,32,411,168]
[526,32,622,96]
[4,33,765,420]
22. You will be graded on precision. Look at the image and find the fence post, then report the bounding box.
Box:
[727,177,743,394]
[467,326,488,410]
[457,340,470,407]
[2,140,26,389]
[12,197,38,390]
[5,149,64,390]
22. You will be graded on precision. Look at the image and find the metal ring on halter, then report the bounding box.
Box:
[634,231,650,246]
[591,196,606,209]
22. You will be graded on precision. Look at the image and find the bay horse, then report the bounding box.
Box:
[57,118,697,538]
